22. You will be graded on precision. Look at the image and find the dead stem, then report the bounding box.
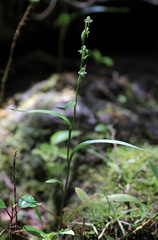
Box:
[0,4,33,105]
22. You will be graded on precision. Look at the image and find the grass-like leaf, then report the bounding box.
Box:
[11,109,71,128]
[70,139,146,161]
[66,192,141,223]
[23,225,45,238]
[33,206,43,225]
[147,160,158,180]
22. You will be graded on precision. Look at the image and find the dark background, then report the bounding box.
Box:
[0,0,158,97]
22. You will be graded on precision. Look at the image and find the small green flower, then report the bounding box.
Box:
[78,66,87,77]
[84,16,93,26]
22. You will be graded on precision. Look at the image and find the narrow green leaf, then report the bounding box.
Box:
[50,130,80,145]
[117,220,126,236]
[147,161,158,180]
[23,225,45,238]
[66,195,105,223]
[57,101,76,110]
[66,193,141,223]
[75,187,90,203]
[11,109,70,127]
[45,179,63,190]
[33,206,43,225]
[0,199,7,208]
[70,139,146,161]
[19,195,42,208]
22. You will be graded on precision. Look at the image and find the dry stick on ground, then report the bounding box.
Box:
[120,212,158,239]
[0,3,33,105]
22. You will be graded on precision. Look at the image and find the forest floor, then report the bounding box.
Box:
[0,54,158,239]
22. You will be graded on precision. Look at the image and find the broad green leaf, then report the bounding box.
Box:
[101,194,141,204]
[50,130,80,145]
[70,139,146,161]
[75,187,90,203]
[147,161,158,181]
[45,179,63,190]
[33,206,43,225]
[58,229,74,235]
[19,195,41,208]
[57,101,76,110]
[41,229,74,240]
[75,187,94,213]
[11,109,70,128]
[41,232,57,240]
[23,225,45,238]
[0,199,7,208]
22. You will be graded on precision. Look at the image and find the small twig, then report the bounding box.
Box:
[0,3,33,104]
[133,212,158,234]
[72,221,99,235]
[0,228,6,236]
[120,212,158,239]
[35,0,57,20]
[63,0,100,8]
[98,220,113,239]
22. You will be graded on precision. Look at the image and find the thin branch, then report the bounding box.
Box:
[35,0,57,20]
[63,0,101,8]
[120,212,158,239]
[0,3,33,105]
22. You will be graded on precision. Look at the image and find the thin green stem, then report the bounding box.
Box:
[59,16,93,229]
[59,129,71,228]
